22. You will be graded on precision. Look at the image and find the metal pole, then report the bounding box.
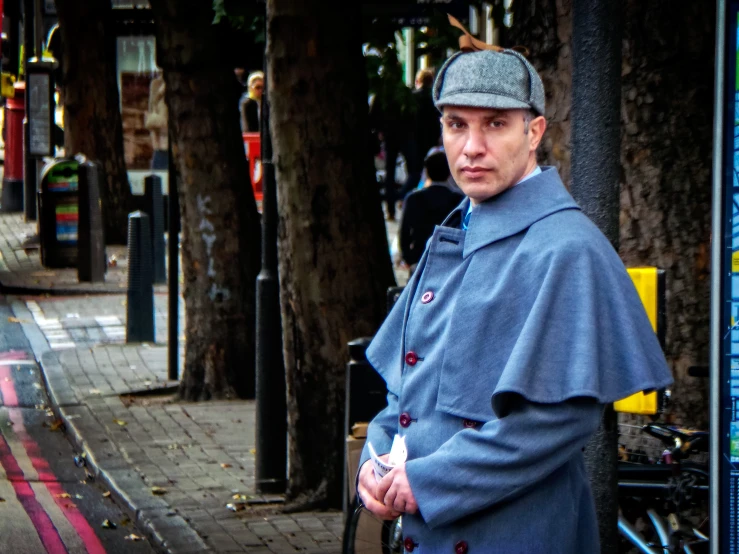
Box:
[167,131,179,381]
[23,0,35,221]
[571,0,622,552]
[709,2,726,552]
[255,2,286,495]
[126,211,155,343]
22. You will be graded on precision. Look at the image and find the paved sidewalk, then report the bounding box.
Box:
[0,212,170,295]
[10,296,344,553]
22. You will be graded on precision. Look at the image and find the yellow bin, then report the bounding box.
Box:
[613,267,666,415]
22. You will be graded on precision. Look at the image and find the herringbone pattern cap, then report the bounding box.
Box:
[433,50,545,115]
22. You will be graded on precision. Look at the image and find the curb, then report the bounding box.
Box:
[10,299,211,554]
[0,282,168,297]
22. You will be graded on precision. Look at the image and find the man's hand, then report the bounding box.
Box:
[357,457,401,520]
[376,463,418,515]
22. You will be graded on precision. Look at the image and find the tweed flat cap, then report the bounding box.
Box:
[433,49,545,115]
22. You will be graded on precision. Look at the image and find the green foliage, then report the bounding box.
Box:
[364,10,460,123]
[212,0,265,44]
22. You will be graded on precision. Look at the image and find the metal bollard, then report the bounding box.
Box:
[77,161,105,283]
[126,211,155,343]
[144,175,166,284]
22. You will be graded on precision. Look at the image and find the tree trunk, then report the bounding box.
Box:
[148,0,262,400]
[508,0,573,186]
[55,0,133,244]
[267,0,396,509]
[618,0,713,428]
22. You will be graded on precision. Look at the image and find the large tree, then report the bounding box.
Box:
[148,0,262,400]
[55,0,133,244]
[267,0,396,509]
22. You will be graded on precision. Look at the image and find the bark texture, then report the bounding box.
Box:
[267,0,396,509]
[149,0,262,400]
[55,0,133,244]
[618,0,714,428]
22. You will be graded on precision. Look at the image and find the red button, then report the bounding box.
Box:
[404,537,416,552]
[405,351,418,366]
[421,291,435,304]
[399,412,412,428]
[455,540,468,554]
[463,419,477,429]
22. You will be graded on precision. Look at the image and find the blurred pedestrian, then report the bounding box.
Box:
[239,71,264,133]
[399,151,462,272]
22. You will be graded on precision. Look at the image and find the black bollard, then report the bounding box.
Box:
[77,161,105,283]
[126,211,155,343]
[343,337,388,512]
[144,175,166,284]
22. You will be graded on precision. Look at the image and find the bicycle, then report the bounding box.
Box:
[617,422,709,554]
[342,495,403,554]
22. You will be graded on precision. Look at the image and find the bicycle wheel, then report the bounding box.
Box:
[342,497,403,554]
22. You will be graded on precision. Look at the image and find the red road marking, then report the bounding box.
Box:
[0,431,68,554]
[0,350,30,361]
[0,366,107,554]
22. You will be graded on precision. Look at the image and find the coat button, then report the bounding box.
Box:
[399,412,412,428]
[404,537,416,552]
[405,351,418,366]
[454,540,468,554]
[463,419,478,429]
[421,291,435,304]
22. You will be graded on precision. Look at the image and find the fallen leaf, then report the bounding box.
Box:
[6,422,12,427]
[124,534,142,542]
[7,317,19,323]
[64,503,76,509]
[102,491,111,498]
[249,448,256,455]
[226,502,246,512]
[112,419,127,427]
[55,493,71,499]
[88,389,101,395]
[120,515,131,526]
[33,383,42,390]
[167,444,179,450]
[151,486,167,495]
[49,420,64,431]
[0,497,5,502]
[74,494,83,500]
[220,463,232,469]
[232,494,247,501]
[101,519,117,529]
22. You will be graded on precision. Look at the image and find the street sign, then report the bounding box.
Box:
[713,2,739,552]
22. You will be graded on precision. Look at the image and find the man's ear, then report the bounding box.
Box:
[528,116,547,151]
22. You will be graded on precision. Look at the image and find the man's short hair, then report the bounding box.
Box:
[248,71,264,87]
[415,68,434,88]
[433,50,545,116]
[425,151,451,182]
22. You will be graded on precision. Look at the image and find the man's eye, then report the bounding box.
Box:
[489,120,504,128]
[448,121,465,129]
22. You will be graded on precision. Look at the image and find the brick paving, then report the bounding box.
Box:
[0,212,170,294]
[9,296,345,553]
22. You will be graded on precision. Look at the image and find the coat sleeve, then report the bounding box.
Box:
[404,397,603,529]
[358,390,399,472]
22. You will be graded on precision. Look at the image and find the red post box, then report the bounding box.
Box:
[242,132,263,203]
[1,82,25,212]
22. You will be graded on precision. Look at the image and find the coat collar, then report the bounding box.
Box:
[441,167,581,258]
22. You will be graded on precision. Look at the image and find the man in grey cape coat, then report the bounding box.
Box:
[355,48,674,553]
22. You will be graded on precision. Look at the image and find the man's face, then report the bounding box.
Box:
[441,106,546,205]
[250,78,264,100]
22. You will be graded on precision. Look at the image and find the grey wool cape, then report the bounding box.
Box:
[360,167,673,554]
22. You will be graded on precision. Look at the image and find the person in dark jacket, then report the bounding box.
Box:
[399,151,463,270]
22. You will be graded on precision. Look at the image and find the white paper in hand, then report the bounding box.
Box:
[368,435,407,482]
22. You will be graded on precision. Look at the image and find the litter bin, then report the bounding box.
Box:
[1,82,25,212]
[38,158,80,268]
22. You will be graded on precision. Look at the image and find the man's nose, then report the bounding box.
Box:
[462,127,486,159]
